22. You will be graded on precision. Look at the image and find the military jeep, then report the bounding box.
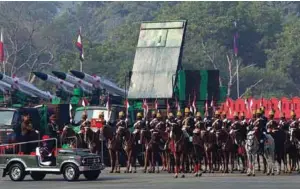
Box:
[0,138,105,182]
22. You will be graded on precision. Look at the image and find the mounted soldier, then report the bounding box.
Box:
[194,112,205,131]
[148,111,158,130]
[97,112,107,127]
[175,111,183,128]
[182,108,193,138]
[116,111,128,129]
[155,112,165,132]
[133,112,146,133]
[239,112,248,140]
[266,110,277,133]
[230,112,241,131]
[289,110,298,129]
[221,111,231,130]
[212,110,222,132]
[253,109,267,153]
[260,106,268,127]
[278,113,288,131]
[203,110,212,131]
[248,110,257,132]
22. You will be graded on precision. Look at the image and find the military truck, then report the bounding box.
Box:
[0,138,105,182]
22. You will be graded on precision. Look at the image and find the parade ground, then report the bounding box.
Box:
[1,169,300,189]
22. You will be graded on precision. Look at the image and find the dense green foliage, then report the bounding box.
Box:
[2,2,300,99]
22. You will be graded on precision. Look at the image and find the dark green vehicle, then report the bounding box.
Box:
[0,139,105,182]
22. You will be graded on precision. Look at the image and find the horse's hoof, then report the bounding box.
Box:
[124,170,127,173]
[198,172,202,177]
[252,174,255,177]
[230,170,234,173]
[156,171,160,174]
[129,170,132,173]
[194,173,198,177]
[181,174,185,178]
[203,170,207,173]
[174,175,178,178]
[134,170,137,173]
[247,173,251,176]
[143,170,147,173]
[109,171,113,173]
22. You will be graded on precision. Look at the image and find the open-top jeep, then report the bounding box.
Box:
[0,138,105,182]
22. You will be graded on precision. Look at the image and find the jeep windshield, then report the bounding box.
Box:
[74,109,109,123]
[0,110,15,126]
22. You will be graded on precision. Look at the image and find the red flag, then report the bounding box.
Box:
[124,99,130,117]
[0,31,4,62]
[142,99,148,118]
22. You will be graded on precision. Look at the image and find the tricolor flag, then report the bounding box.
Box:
[0,30,4,62]
[75,27,84,61]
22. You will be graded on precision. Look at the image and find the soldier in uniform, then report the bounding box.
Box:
[175,111,183,128]
[239,112,248,140]
[48,114,60,140]
[289,110,298,129]
[149,111,159,130]
[212,110,222,132]
[166,112,176,129]
[203,110,212,131]
[221,111,232,130]
[194,112,205,131]
[133,112,146,132]
[116,111,128,129]
[98,112,107,126]
[266,110,277,133]
[230,112,241,131]
[253,109,267,153]
[248,110,257,132]
[182,108,193,138]
[278,113,288,131]
[260,106,268,127]
[155,112,165,132]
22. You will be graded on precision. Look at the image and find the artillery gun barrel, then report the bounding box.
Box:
[52,71,93,94]
[33,72,75,95]
[0,72,54,100]
[70,70,126,97]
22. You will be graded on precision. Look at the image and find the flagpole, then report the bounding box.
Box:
[79,26,83,72]
[236,58,239,98]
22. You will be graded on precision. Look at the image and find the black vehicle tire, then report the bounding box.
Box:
[8,163,26,181]
[83,170,100,180]
[62,164,80,182]
[30,172,46,181]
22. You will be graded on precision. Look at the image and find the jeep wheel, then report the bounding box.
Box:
[31,172,46,181]
[9,163,26,181]
[83,170,100,180]
[63,164,80,182]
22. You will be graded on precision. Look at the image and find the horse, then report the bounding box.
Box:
[141,128,161,173]
[82,127,102,154]
[192,127,204,177]
[170,122,188,178]
[100,124,122,173]
[289,127,300,172]
[230,129,247,173]
[246,129,275,176]
[216,129,234,173]
[202,129,216,173]
[60,126,83,148]
[269,127,286,175]
[118,127,137,173]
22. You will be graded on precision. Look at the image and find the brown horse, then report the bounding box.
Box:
[100,125,122,173]
[202,129,216,173]
[118,127,137,173]
[83,127,102,154]
[192,128,204,177]
[60,126,83,148]
[170,123,188,178]
[289,127,300,172]
[230,129,247,173]
[140,128,161,173]
[216,129,234,173]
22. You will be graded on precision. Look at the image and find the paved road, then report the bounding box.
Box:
[1,169,300,189]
